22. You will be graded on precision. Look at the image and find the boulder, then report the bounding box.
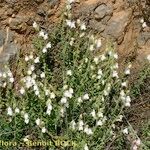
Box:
[94,4,113,20]
[104,9,132,42]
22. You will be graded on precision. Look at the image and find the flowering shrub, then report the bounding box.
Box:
[0,1,136,150]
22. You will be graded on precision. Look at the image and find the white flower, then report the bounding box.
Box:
[96,39,102,48]
[30,65,35,71]
[36,118,41,126]
[97,111,103,118]
[126,96,131,103]
[80,23,86,30]
[33,21,38,29]
[45,89,49,96]
[125,68,130,75]
[20,87,25,95]
[83,93,89,100]
[34,57,40,63]
[46,103,52,115]
[85,58,88,63]
[84,144,89,150]
[50,92,55,99]
[120,90,125,97]
[35,90,40,96]
[46,109,51,115]
[86,128,93,135]
[61,97,67,104]
[66,70,72,76]
[25,56,29,62]
[15,108,20,113]
[94,57,99,64]
[122,128,128,134]
[24,113,29,119]
[3,73,7,78]
[132,145,138,150]
[66,20,76,28]
[98,69,102,75]
[114,63,119,69]
[147,55,150,61]
[68,0,75,4]
[142,22,147,28]
[66,4,71,10]
[70,120,76,130]
[7,71,13,77]
[96,120,103,126]
[69,88,73,94]
[63,85,68,90]
[101,54,106,61]
[60,107,65,117]
[135,139,141,146]
[89,44,94,51]
[64,90,72,98]
[7,107,13,116]
[121,82,127,87]
[29,54,33,60]
[125,102,131,107]
[33,85,38,91]
[114,53,118,59]
[108,51,113,56]
[77,19,81,24]
[0,72,2,77]
[43,33,48,40]
[90,65,95,70]
[9,77,14,83]
[40,72,45,78]
[46,42,51,48]
[104,90,109,96]
[78,120,84,131]
[91,109,96,118]
[140,18,144,23]
[23,136,29,142]
[112,71,118,78]
[42,47,47,53]
[27,70,32,75]
[84,125,89,133]
[80,32,85,37]
[77,97,83,103]
[24,113,29,124]
[25,118,29,124]
[2,82,7,87]
[39,30,45,37]
[42,127,47,133]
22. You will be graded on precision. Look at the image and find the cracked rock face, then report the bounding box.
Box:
[103,10,132,42]
[0,30,18,65]
[94,4,113,20]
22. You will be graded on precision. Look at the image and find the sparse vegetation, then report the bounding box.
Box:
[0,1,149,150]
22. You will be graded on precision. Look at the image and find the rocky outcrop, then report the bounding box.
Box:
[0,0,149,72]
[103,9,132,43]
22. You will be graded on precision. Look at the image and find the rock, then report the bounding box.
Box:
[76,3,98,19]
[0,30,5,47]
[94,4,113,20]
[0,30,18,65]
[5,0,18,4]
[0,53,10,63]
[35,0,44,4]
[89,20,105,32]
[5,43,18,56]
[104,10,132,42]
[101,15,112,25]
[37,9,46,17]
[9,16,28,33]
[48,0,60,9]
[137,32,150,46]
